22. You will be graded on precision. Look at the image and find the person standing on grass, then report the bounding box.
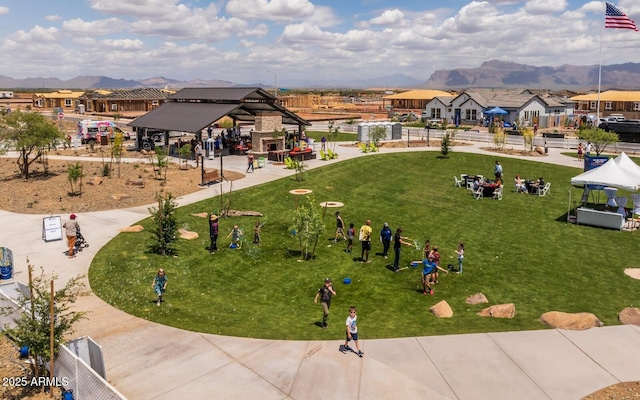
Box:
[393,227,412,271]
[314,278,336,329]
[341,306,363,357]
[346,223,355,253]
[359,220,373,262]
[577,143,584,161]
[227,225,243,248]
[420,256,449,295]
[63,214,79,258]
[380,222,392,259]
[334,211,346,242]
[253,220,262,244]
[152,269,167,306]
[454,243,465,274]
[494,161,503,181]
[209,213,219,253]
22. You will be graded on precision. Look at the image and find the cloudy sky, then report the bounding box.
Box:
[0,0,638,84]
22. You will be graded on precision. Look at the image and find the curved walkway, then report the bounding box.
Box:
[1,141,639,400]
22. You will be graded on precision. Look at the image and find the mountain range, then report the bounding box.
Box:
[1,60,639,90]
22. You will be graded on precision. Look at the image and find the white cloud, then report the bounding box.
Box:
[369,9,405,26]
[62,18,127,35]
[45,15,62,21]
[7,26,59,43]
[100,38,144,50]
[226,0,315,21]
[525,0,568,15]
[89,0,196,19]
[0,6,10,15]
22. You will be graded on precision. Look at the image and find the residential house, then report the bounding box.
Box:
[570,90,640,120]
[32,90,85,110]
[383,89,453,111]
[78,88,174,115]
[425,89,575,128]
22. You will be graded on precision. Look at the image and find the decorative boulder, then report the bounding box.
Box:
[120,225,144,233]
[178,229,199,240]
[624,268,640,280]
[126,179,145,187]
[191,212,209,218]
[87,177,103,186]
[618,307,640,326]
[226,210,264,217]
[430,300,453,318]
[478,303,516,318]
[539,311,603,330]
[466,293,489,305]
[110,193,131,201]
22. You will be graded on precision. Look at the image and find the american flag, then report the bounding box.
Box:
[605,2,638,31]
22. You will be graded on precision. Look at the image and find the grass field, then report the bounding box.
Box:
[89,151,640,340]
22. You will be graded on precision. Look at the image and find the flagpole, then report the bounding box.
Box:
[596,2,606,121]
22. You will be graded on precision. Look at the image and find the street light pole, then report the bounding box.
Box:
[267,70,277,97]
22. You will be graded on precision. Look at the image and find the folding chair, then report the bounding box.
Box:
[473,187,484,200]
[454,176,463,188]
[492,186,503,200]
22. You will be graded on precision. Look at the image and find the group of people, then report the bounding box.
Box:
[577,142,591,161]
[332,212,466,296]
[514,175,545,194]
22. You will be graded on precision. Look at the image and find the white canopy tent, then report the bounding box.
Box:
[571,155,640,191]
[614,152,640,179]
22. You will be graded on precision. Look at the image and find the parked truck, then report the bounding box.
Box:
[598,120,640,143]
[77,120,130,143]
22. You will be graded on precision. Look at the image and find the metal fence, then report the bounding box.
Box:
[56,344,127,400]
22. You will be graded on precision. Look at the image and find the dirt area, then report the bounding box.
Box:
[479,146,548,157]
[0,146,244,214]
[0,335,62,400]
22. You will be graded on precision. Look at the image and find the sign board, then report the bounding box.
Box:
[42,216,63,242]
[58,112,65,120]
[584,155,609,172]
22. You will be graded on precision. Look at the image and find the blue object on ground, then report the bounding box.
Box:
[343,277,351,284]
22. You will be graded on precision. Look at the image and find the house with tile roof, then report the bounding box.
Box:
[570,90,640,120]
[425,89,575,128]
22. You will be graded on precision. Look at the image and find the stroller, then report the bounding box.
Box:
[73,226,89,253]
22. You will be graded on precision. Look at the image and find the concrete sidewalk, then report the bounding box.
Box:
[1,140,638,400]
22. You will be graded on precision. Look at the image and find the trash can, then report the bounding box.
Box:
[253,160,258,169]
[258,157,266,168]
[0,247,13,280]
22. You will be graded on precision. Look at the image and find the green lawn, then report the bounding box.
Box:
[89,152,640,340]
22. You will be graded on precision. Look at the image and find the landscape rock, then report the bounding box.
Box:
[624,268,640,280]
[539,311,603,330]
[178,228,199,240]
[110,193,131,201]
[478,303,516,318]
[191,212,209,218]
[126,179,145,187]
[430,300,453,318]
[226,210,264,217]
[466,293,489,305]
[120,225,144,233]
[535,146,544,154]
[618,307,640,326]
[87,176,103,186]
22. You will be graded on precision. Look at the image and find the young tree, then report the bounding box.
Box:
[0,110,63,179]
[577,127,620,156]
[153,146,169,182]
[67,162,84,196]
[110,130,124,178]
[290,195,324,260]
[368,125,387,147]
[0,267,87,379]
[493,127,507,150]
[178,142,192,169]
[148,192,178,255]
[440,129,456,157]
[521,126,534,153]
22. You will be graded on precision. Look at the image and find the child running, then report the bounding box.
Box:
[151,268,167,306]
[341,306,363,357]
